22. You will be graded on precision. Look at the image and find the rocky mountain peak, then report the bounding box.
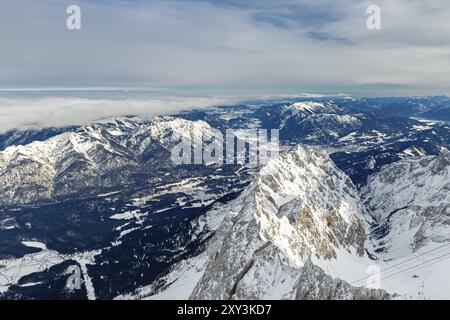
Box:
[190,145,368,299]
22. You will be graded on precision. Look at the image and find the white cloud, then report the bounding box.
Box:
[0,94,241,133]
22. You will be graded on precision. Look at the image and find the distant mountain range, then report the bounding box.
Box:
[0,95,449,299]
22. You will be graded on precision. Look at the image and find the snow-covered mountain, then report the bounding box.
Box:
[0,117,217,206]
[139,146,450,300]
[1,95,449,300]
[189,145,373,299]
[363,152,450,259]
[136,146,388,300]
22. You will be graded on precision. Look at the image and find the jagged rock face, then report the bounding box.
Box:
[362,152,449,221]
[191,146,368,299]
[256,145,366,265]
[294,259,390,300]
[0,117,214,206]
[362,152,450,257]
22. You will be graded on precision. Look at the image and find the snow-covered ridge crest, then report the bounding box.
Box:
[289,101,326,113]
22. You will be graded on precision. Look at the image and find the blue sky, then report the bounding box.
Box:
[1,0,450,96]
